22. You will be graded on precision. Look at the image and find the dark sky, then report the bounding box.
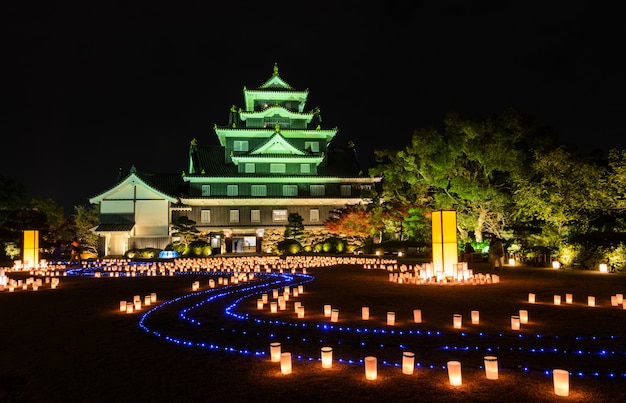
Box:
[4,1,625,215]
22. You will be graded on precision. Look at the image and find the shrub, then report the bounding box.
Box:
[277,239,302,255]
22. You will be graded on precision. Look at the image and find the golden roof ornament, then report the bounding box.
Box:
[275,123,281,132]
[273,63,279,76]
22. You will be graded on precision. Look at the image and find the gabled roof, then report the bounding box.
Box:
[257,63,294,90]
[250,133,305,155]
[89,167,183,204]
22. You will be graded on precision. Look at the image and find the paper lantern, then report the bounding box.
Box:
[553,369,569,396]
[588,296,595,306]
[552,261,561,269]
[453,314,462,329]
[364,356,377,380]
[511,315,520,330]
[484,356,498,380]
[447,360,462,386]
[261,293,268,303]
[519,309,529,324]
[321,346,333,369]
[257,299,264,309]
[528,293,536,303]
[611,295,618,306]
[298,285,304,294]
[297,305,305,318]
[431,210,458,278]
[294,301,301,313]
[120,301,127,312]
[331,309,339,323]
[362,306,370,320]
[617,294,624,304]
[270,342,281,362]
[553,295,561,305]
[599,263,608,272]
[471,310,479,325]
[324,304,332,317]
[402,351,415,375]
[565,293,573,304]
[150,292,157,303]
[413,309,422,323]
[272,289,279,299]
[280,352,292,374]
[387,311,395,326]
[270,301,278,313]
[126,302,134,314]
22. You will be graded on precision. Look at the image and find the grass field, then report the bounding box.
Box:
[1,258,625,402]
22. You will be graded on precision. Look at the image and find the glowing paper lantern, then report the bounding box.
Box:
[270,301,278,313]
[294,301,301,313]
[553,295,561,305]
[588,296,595,306]
[22,230,39,269]
[297,306,305,318]
[331,309,339,323]
[321,346,333,369]
[611,295,618,306]
[447,361,462,386]
[617,294,624,304]
[413,309,422,323]
[511,315,520,330]
[144,295,150,306]
[324,304,332,317]
[280,352,292,374]
[362,306,370,320]
[599,263,608,273]
[453,314,462,329]
[364,356,377,380]
[119,301,127,312]
[519,309,529,324]
[126,302,134,313]
[261,293,268,304]
[150,292,157,303]
[387,311,395,326]
[257,299,264,309]
[270,342,281,362]
[566,293,573,304]
[508,258,515,266]
[553,369,569,396]
[431,210,458,278]
[402,351,415,375]
[552,261,561,269]
[484,356,498,380]
[471,310,479,325]
[528,293,536,303]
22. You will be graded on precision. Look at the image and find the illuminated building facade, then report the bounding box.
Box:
[90,65,380,256]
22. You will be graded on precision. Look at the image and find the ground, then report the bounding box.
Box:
[1,259,625,402]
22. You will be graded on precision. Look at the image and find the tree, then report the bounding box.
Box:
[284,213,304,242]
[171,216,200,249]
[72,204,99,249]
[513,146,609,248]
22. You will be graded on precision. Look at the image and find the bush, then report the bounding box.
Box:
[124,248,161,259]
[277,239,302,255]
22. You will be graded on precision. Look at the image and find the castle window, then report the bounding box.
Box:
[201,185,211,196]
[230,209,240,222]
[251,185,267,196]
[201,209,211,223]
[304,141,319,152]
[310,209,319,222]
[270,163,286,173]
[233,140,248,152]
[272,209,288,222]
[300,164,310,174]
[227,185,239,196]
[251,209,260,222]
[310,184,325,196]
[245,163,255,173]
[341,185,352,196]
[283,185,298,196]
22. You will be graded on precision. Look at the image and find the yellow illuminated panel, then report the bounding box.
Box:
[23,230,39,268]
[431,211,458,277]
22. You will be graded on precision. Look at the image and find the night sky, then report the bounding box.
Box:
[4,1,625,215]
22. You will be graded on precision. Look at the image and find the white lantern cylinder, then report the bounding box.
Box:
[553,369,569,396]
[611,295,618,306]
[471,310,479,324]
[362,306,370,320]
[294,301,301,313]
[413,309,422,323]
[270,301,278,313]
[298,285,303,294]
[321,346,333,369]
[447,360,462,386]
[364,356,377,380]
[565,293,573,304]
[588,296,595,306]
[402,351,415,375]
[511,315,520,330]
[150,292,157,303]
[553,295,561,305]
[297,305,305,318]
[257,299,264,309]
[270,342,281,362]
[484,356,498,380]
[387,311,395,326]
[599,263,608,272]
[330,308,339,323]
[324,304,332,317]
[144,295,151,306]
[261,293,268,303]
[528,293,536,303]
[453,314,462,329]
[272,289,279,299]
[120,300,127,312]
[519,309,529,324]
[617,294,624,304]
[280,352,292,374]
[126,302,134,313]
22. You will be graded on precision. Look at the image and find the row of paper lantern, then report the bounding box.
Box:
[529,292,625,308]
[119,293,157,313]
[268,342,570,396]
[0,276,60,292]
